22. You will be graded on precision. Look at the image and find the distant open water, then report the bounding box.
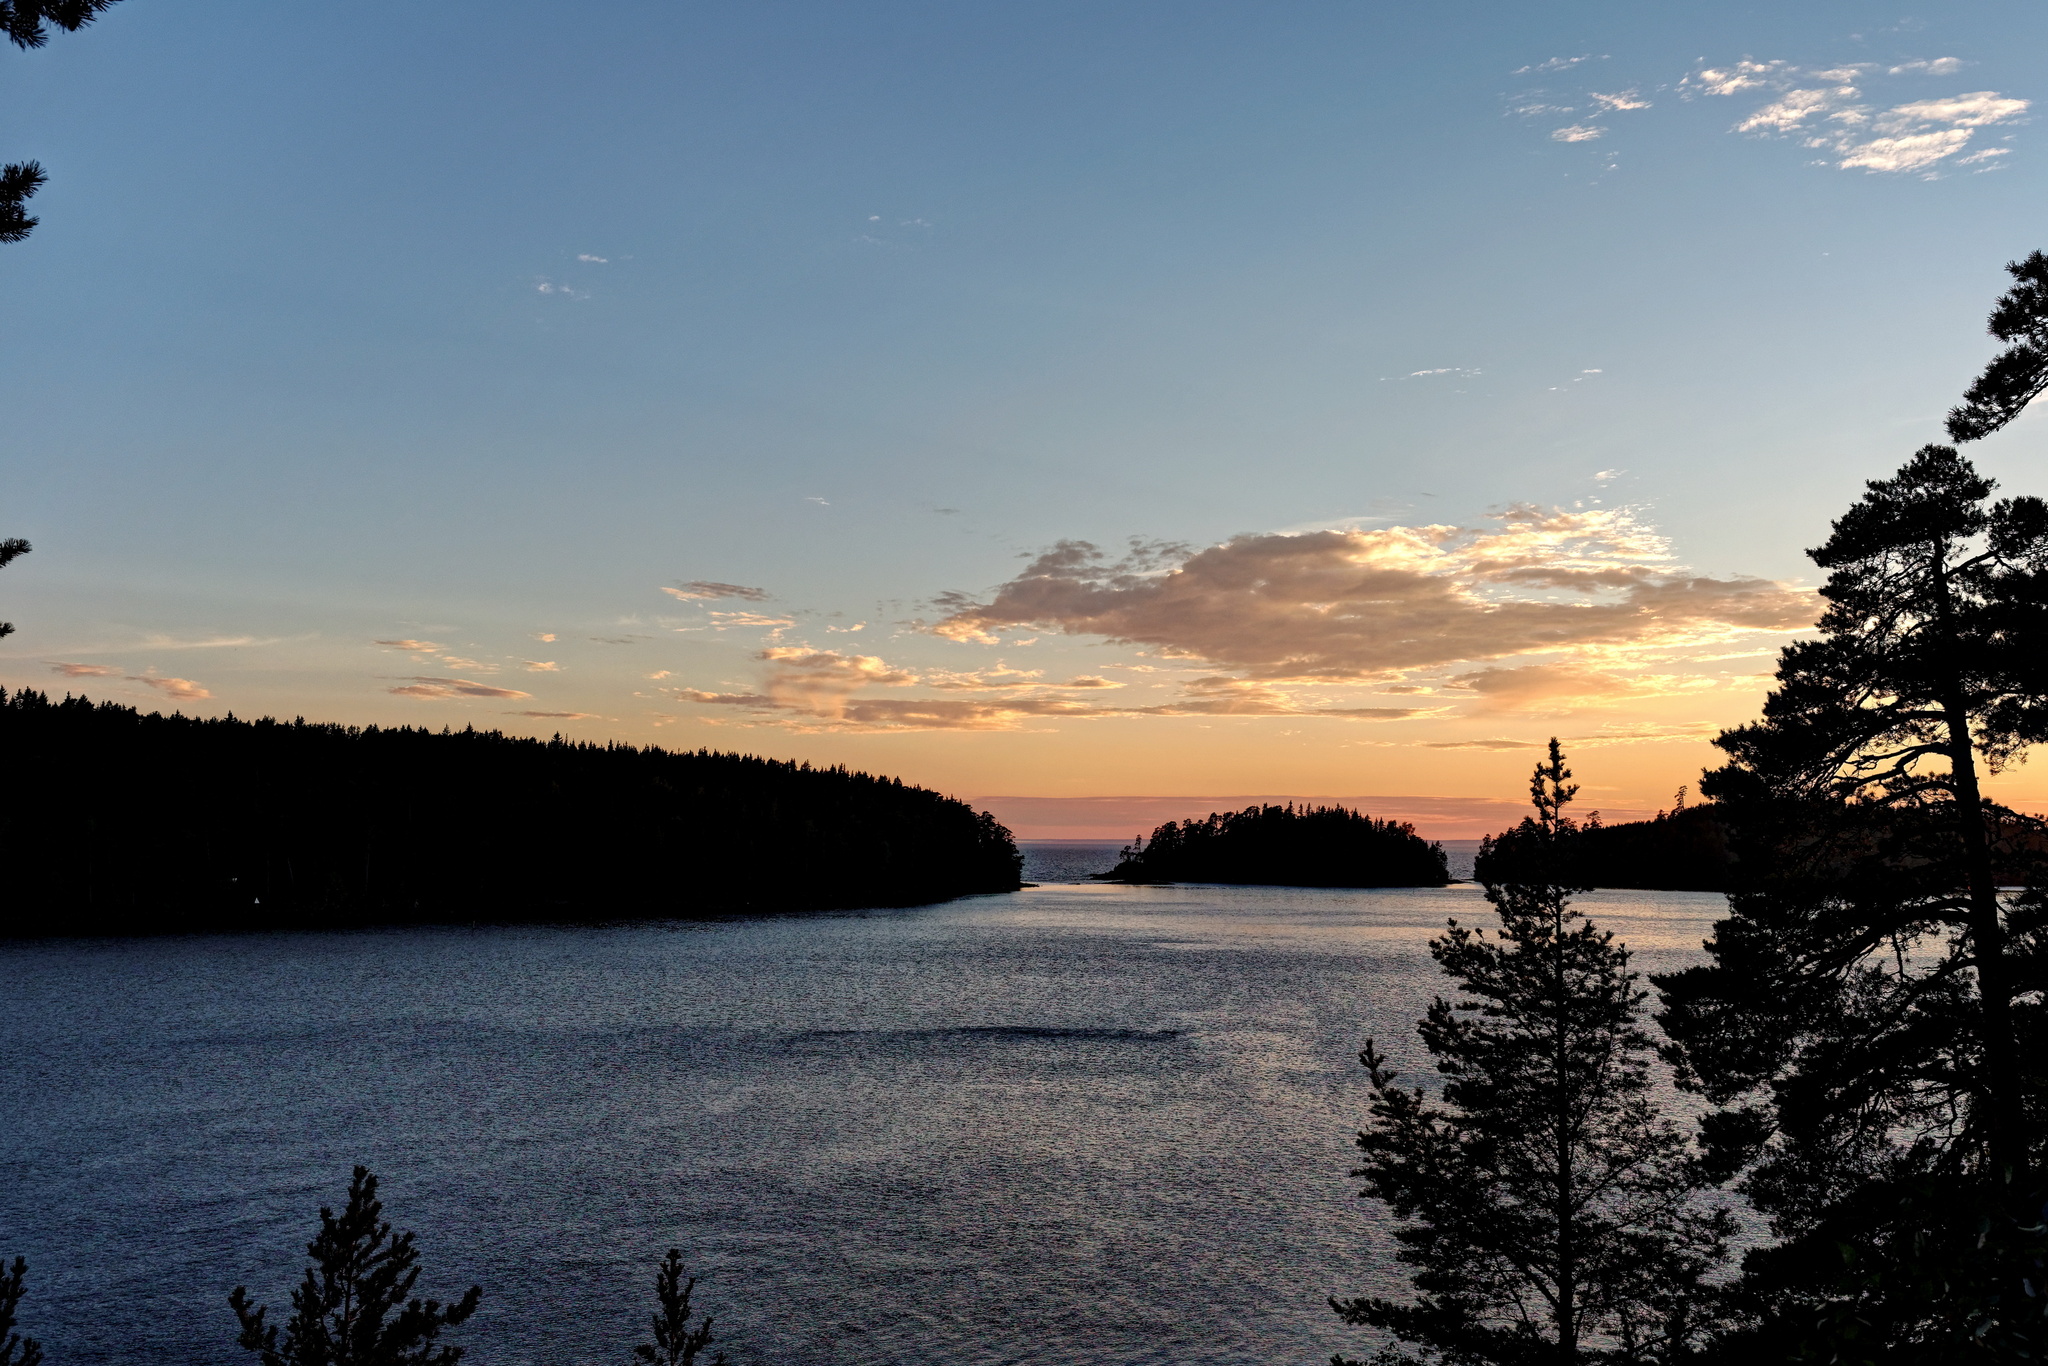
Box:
[2,871,1720,1366]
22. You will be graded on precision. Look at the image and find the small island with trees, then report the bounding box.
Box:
[1100,802,1450,887]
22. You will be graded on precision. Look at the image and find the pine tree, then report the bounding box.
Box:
[1655,445,2048,1356]
[631,1250,724,1366]
[2,0,121,245]
[0,537,28,638]
[229,1168,481,1366]
[1334,741,1730,1366]
[1948,250,2048,443]
[0,1258,42,1366]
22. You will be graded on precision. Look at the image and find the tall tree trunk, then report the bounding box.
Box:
[1930,551,2023,1186]
[1552,899,1577,1363]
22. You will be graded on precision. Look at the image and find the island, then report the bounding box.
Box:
[1099,803,1450,887]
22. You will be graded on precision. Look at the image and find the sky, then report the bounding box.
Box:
[4,1,2048,838]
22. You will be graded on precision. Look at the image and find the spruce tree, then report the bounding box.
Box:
[0,1258,42,1366]
[1334,741,1730,1365]
[1655,445,2048,1356]
[230,1168,481,1366]
[631,1250,724,1366]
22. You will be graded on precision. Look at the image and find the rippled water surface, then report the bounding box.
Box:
[3,871,1724,1366]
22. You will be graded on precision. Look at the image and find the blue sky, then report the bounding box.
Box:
[4,1,2046,834]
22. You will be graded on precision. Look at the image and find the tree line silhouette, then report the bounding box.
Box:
[0,690,1021,935]
[1103,802,1450,887]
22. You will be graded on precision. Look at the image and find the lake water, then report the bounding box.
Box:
[1,852,1723,1366]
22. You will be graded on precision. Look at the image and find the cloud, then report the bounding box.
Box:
[389,677,533,700]
[1889,57,1965,76]
[130,673,211,701]
[532,633,557,642]
[48,662,119,677]
[1588,89,1650,112]
[589,636,649,645]
[535,279,588,299]
[931,507,1814,681]
[1408,367,1481,378]
[437,656,494,672]
[577,254,608,263]
[1445,664,1718,713]
[1551,124,1605,142]
[1514,54,1604,75]
[1425,738,1545,750]
[1683,59,1794,98]
[706,611,795,630]
[663,580,770,602]
[376,639,441,652]
[665,650,1435,732]
[1593,468,1624,483]
[524,660,560,672]
[806,496,830,506]
[1690,59,2028,174]
[507,710,596,719]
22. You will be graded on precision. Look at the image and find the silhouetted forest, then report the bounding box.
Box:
[1103,803,1448,887]
[0,689,1021,935]
[1476,802,1736,890]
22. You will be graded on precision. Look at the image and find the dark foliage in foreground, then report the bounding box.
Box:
[0,689,1021,935]
[1335,743,1730,1365]
[634,1250,725,1366]
[3,0,122,245]
[1655,445,2048,1358]
[0,1257,41,1366]
[1476,802,1735,892]
[1104,803,1449,887]
[231,1168,480,1366]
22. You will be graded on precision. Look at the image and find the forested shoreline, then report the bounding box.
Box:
[0,689,1021,936]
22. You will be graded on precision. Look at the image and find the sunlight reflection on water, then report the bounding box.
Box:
[1,879,1725,1366]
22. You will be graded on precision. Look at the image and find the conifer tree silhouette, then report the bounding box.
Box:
[1657,445,2048,1354]
[230,1168,480,1366]
[2,0,121,245]
[1949,250,2048,442]
[0,538,26,639]
[631,1250,724,1366]
[1334,741,1730,1365]
[0,1258,42,1366]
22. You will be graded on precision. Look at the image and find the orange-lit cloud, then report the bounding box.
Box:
[389,676,533,700]
[49,662,119,677]
[375,639,440,651]
[131,673,211,701]
[669,649,1432,731]
[933,508,1812,680]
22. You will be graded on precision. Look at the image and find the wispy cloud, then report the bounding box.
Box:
[662,580,770,602]
[666,649,1436,732]
[130,672,211,701]
[389,677,533,700]
[48,661,120,677]
[1551,124,1606,142]
[507,710,596,719]
[535,279,588,299]
[375,639,441,652]
[524,660,560,672]
[577,254,608,263]
[1514,54,1605,75]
